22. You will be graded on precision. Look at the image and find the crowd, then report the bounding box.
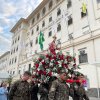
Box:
[0,70,89,100]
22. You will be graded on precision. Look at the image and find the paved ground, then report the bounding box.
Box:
[89,97,100,100]
[38,95,100,100]
[69,97,100,100]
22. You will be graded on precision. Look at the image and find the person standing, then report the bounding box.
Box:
[9,71,32,100]
[38,81,49,100]
[30,81,38,100]
[70,74,89,100]
[0,82,8,100]
[48,70,69,100]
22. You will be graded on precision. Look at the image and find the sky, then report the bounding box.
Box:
[0,0,42,56]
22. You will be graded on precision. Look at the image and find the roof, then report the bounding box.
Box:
[27,0,48,20]
[0,51,10,59]
[10,0,48,33]
[10,18,27,33]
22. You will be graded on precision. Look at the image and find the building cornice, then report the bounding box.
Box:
[10,0,48,33]
[30,0,64,30]
[62,28,100,50]
[27,0,48,20]
[0,51,10,59]
[10,18,27,33]
[10,0,64,33]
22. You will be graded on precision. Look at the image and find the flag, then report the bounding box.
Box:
[38,31,45,50]
[82,3,87,14]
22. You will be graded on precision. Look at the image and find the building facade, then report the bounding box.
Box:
[0,51,10,72]
[9,0,100,97]
[0,51,10,80]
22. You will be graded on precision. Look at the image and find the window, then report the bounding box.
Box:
[31,30,34,35]
[18,36,20,41]
[13,71,15,75]
[67,0,72,8]
[79,49,88,64]
[16,46,18,51]
[30,41,33,47]
[36,25,39,31]
[68,33,73,40]
[81,10,87,18]
[12,41,14,45]
[11,51,12,55]
[12,58,14,64]
[97,0,100,3]
[49,16,52,22]
[37,13,40,20]
[57,8,61,16]
[49,0,53,10]
[48,31,52,37]
[42,21,45,27]
[56,0,60,3]
[25,43,28,47]
[14,49,15,53]
[18,70,21,74]
[15,57,17,63]
[57,23,61,32]
[36,37,38,44]
[68,15,73,26]
[15,39,16,43]
[42,7,46,16]
[32,18,35,24]
[9,60,11,65]
[29,64,31,72]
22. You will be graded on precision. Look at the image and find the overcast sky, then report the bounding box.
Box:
[0,0,42,56]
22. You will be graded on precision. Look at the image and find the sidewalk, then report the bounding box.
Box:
[69,97,100,100]
[89,97,100,100]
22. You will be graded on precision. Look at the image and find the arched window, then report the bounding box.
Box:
[68,15,73,26]
[37,13,40,20]
[49,0,53,10]
[57,8,61,16]
[42,21,45,27]
[15,57,17,63]
[32,18,35,24]
[42,7,46,16]
[36,37,38,44]
[16,46,18,51]
[56,0,60,3]
[31,30,34,35]
[48,31,52,37]
[36,25,39,31]
[57,23,61,32]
